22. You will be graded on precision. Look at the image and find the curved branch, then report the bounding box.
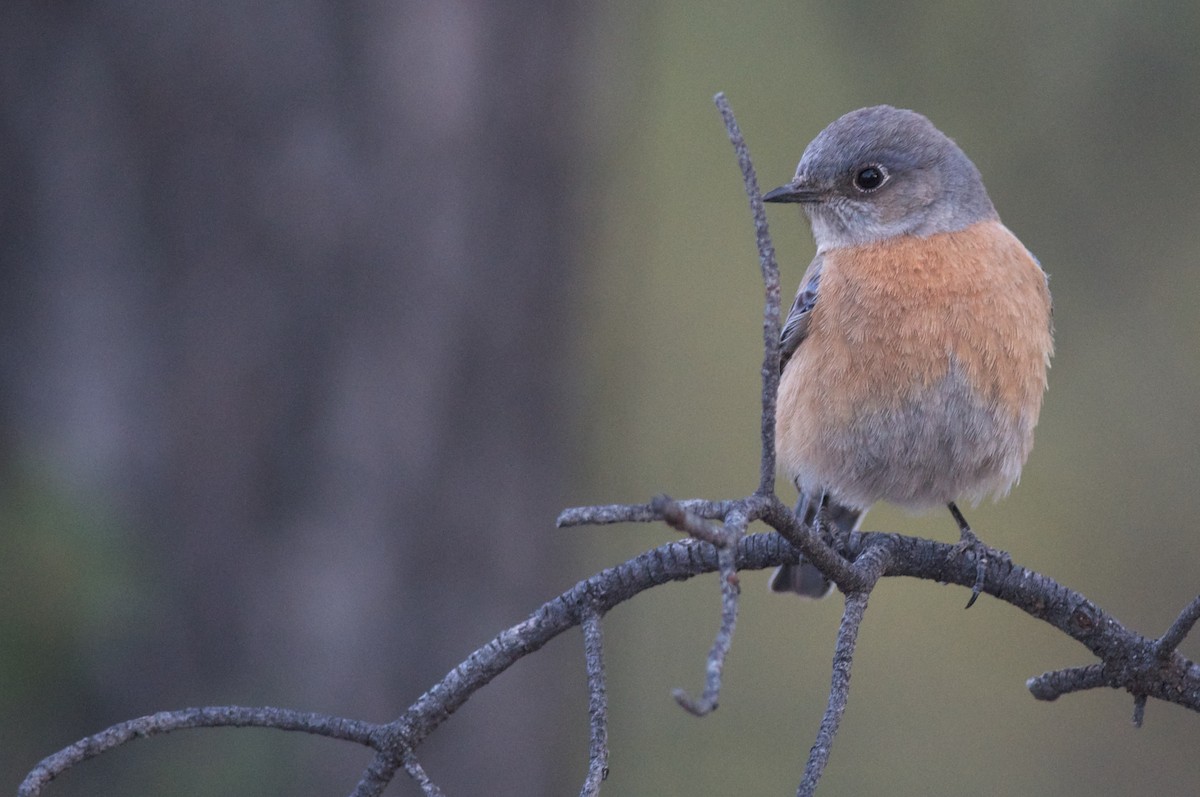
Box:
[672,506,746,716]
[20,526,1200,796]
[19,707,378,797]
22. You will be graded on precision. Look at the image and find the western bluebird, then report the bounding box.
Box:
[762,105,1053,603]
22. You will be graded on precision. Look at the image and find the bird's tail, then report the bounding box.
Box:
[768,493,864,598]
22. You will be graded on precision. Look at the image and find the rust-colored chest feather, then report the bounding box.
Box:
[776,220,1053,509]
[800,220,1050,414]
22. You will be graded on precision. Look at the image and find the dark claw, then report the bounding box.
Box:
[950,530,987,609]
[946,503,1003,609]
[964,555,986,609]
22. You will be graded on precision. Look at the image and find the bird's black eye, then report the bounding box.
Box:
[853,165,887,192]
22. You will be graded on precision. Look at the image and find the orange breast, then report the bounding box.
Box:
[775,220,1053,509]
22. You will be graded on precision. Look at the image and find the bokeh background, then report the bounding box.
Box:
[4,2,1200,795]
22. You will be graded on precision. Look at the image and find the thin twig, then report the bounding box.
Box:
[1025,663,1108,701]
[556,499,742,528]
[713,91,784,497]
[653,494,735,547]
[797,545,890,797]
[19,707,378,797]
[1132,694,1148,728]
[674,511,746,716]
[349,751,402,797]
[402,751,446,797]
[797,590,869,797]
[761,495,860,591]
[1023,593,1200,728]
[580,606,610,797]
[1156,594,1200,658]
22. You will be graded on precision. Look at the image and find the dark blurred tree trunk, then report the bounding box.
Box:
[1,2,590,793]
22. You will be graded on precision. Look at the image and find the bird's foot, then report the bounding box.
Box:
[812,496,851,555]
[948,526,1009,609]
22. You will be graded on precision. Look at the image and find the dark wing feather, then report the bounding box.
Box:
[779,256,823,372]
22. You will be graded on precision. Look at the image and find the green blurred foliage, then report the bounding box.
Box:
[0,474,112,778]
[0,470,298,795]
[579,1,1200,795]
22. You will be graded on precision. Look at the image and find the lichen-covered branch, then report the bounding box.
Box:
[19,707,377,797]
[798,544,891,797]
[580,607,610,797]
[20,527,1200,796]
[714,91,784,496]
[672,506,746,716]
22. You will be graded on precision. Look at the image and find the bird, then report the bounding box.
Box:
[762,105,1053,605]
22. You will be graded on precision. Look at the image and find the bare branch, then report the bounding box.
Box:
[1132,694,1148,728]
[713,91,784,497]
[21,528,1200,795]
[674,510,746,716]
[798,590,870,797]
[760,495,861,592]
[1025,663,1108,701]
[557,499,742,528]
[350,752,400,797]
[798,545,891,797]
[19,706,377,797]
[580,607,610,797]
[403,751,446,797]
[1156,594,1200,658]
[653,494,737,547]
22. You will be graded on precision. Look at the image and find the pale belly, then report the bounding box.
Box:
[775,359,1034,511]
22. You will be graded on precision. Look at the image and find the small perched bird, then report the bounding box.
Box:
[763,105,1053,603]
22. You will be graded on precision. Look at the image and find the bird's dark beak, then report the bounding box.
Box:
[762,183,822,204]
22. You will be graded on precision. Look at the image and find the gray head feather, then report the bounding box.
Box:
[783,106,997,249]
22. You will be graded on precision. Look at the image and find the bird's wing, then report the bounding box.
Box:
[779,254,823,372]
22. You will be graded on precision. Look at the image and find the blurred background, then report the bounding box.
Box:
[3,1,1200,795]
